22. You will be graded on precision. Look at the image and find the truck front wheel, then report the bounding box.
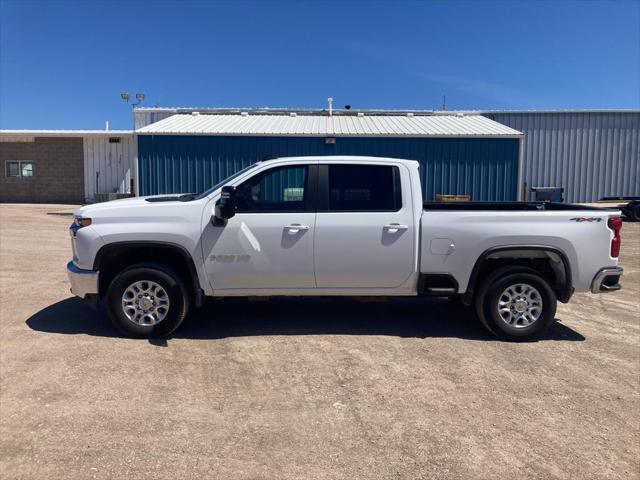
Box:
[106,263,190,338]
[474,267,557,341]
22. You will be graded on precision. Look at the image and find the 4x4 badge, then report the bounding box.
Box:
[570,217,603,222]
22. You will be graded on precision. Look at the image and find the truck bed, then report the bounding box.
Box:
[423,201,618,211]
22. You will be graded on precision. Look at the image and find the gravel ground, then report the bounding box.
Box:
[1,203,638,480]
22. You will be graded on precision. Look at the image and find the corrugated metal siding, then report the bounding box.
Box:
[83,135,135,202]
[135,111,176,130]
[138,135,519,201]
[485,112,640,203]
[137,113,522,137]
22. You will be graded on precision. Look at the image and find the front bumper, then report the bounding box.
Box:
[590,267,623,293]
[67,261,99,298]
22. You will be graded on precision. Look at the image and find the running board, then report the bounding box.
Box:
[418,274,459,297]
[425,287,457,294]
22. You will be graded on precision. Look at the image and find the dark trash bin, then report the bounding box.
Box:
[531,187,564,202]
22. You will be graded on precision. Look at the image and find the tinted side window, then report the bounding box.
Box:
[328,165,401,211]
[236,166,308,212]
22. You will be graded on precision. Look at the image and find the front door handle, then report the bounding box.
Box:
[383,223,408,233]
[285,224,309,234]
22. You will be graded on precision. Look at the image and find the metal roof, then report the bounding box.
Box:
[136,113,521,137]
[0,130,132,137]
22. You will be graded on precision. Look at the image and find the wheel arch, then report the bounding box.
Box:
[462,245,573,306]
[94,241,205,307]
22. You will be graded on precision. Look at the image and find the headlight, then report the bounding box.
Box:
[74,216,92,228]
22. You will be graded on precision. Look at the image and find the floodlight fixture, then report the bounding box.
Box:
[120,91,145,108]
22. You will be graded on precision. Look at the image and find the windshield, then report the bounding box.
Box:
[195,163,260,199]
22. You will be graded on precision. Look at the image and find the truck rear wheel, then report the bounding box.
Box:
[106,263,190,338]
[474,267,557,341]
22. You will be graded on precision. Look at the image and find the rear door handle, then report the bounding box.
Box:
[285,224,309,234]
[383,223,408,233]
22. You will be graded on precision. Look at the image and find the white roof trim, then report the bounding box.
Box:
[0,130,133,137]
[134,107,640,115]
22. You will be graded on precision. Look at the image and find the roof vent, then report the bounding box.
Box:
[290,112,297,117]
[191,111,200,116]
[357,112,365,117]
[456,112,464,117]
[241,111,249,116]
[406,112,414,117]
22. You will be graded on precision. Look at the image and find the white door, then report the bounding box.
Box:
[314,163,415,288]
[202,164,316,290]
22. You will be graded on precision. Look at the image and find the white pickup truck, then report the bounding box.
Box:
[67,156,624,341]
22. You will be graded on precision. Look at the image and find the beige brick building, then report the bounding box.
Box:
[0,131,134,203]
[1,137,84,203]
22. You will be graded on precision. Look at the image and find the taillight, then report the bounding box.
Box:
[608,217,622,257]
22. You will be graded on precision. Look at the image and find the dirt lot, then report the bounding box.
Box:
[1,203,638,480]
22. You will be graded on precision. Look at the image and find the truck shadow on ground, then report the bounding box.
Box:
[26,296,585,343]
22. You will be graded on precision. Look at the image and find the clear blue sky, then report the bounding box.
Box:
[1,0,638,130]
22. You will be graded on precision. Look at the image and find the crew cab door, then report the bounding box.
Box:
[201,164,317,290]
[314,163,415,288]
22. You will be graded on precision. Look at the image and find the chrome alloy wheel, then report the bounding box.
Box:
[121,280,170,326]
[497,283,543,328]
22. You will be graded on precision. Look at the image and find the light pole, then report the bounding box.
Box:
[121,92,145,129]
[120,92,145,198]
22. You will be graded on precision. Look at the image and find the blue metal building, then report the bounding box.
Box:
[135,111,523,201]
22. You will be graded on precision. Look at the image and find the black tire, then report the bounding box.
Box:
[473,266,557,341]
[106,263,190,338]
[628,201,640,222]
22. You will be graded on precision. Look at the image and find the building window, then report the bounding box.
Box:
[21,162,34,177]
[6,161,20,177]
[6,161,35,178]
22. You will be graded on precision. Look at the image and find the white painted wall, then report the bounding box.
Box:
[83,135,135,202]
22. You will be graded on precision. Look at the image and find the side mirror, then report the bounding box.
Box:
[213,186,237,225]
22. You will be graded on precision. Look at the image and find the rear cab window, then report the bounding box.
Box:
[321,164,402,212]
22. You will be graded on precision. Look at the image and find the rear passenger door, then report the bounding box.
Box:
[314,163,415,289]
